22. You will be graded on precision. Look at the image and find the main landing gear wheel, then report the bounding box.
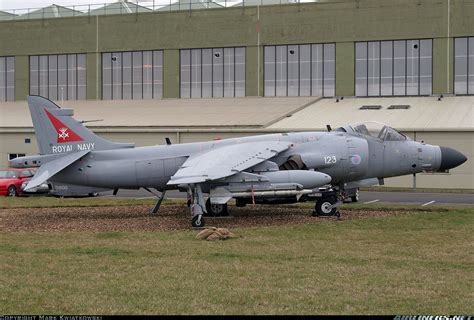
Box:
[205,199,229,217]
[7,186,17,197]
[192,215,205,228]
[313,196,339,217]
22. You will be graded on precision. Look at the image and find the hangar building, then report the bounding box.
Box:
[0,0,473,189]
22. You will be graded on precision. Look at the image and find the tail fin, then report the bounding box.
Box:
[28,95,134,155]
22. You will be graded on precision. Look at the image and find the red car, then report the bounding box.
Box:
[0,168,36,197]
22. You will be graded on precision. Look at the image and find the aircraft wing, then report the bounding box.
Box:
[24,150,91,190]
[167,141,291,185]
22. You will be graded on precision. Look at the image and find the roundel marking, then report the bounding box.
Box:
[351,154,362,165]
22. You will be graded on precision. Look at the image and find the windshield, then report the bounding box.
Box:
[0,170,17,179]
[350,122,409,141]
[384,127,408,141]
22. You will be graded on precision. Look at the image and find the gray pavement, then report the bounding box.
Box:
[99,189,474,206]
[357,191,473,205]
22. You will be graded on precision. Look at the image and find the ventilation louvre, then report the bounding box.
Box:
[359,105,382,110]
[388,104,411,110]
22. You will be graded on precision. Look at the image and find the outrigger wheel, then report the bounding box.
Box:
[192,215,205,228]
[189,184,206,228]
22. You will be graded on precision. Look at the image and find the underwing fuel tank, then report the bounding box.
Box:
[259,170,332,189]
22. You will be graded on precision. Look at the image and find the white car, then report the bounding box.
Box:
[343,188,359,203]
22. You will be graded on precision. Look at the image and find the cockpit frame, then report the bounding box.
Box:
[348,121,410,141]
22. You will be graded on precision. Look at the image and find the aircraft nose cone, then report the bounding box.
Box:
[439,146,467,171]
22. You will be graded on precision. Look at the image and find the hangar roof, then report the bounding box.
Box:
[0,0,319,20]
[0,97,317,129]
[90,1,152,15]
[0,10,16,21]
[230,0,299,6]
[268,96,474,132]
[157,0,223,11]
[22,4,83,19]
[1,96,472,132]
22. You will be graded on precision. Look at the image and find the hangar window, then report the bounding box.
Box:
[0,56,15,102]
[29,54,86,101]
[454,37,474,95]
[264,43,335,97]
[8,153,26,161]
[180,47,245,98]
[101,50,163,100]
[355,39,432,97]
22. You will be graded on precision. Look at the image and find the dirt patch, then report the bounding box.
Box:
[0,204,411,232]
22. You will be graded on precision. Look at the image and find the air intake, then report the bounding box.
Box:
[359,105,382,110]
[388,105,411,110]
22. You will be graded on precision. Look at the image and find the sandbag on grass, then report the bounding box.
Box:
[196,227,235,241]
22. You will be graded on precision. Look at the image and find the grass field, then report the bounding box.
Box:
[0,200,473,314]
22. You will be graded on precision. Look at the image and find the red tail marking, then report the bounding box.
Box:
[44,108,83,143]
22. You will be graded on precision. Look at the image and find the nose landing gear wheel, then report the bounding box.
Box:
[313,196,338,217]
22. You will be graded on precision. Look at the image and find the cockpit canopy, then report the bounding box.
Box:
[346,121,410,141]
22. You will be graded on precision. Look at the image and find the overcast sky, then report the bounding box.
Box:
[0,0,315,11]
[0,0,178,11]
[0,0,112,10]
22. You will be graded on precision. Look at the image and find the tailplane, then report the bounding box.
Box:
[27,95,134,155]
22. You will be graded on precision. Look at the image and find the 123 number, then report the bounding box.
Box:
[324,156,337,164]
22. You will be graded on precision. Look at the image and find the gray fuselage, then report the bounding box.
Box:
[50,130,441,190]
